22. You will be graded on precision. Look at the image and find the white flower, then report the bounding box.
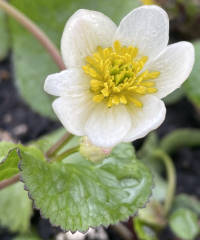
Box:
[44,6,194,148]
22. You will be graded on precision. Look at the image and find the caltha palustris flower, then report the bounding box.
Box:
[44,6,194,148]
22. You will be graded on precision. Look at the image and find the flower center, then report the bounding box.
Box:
[83,40,160,108]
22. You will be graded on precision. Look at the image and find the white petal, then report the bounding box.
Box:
[123,96,166,142]
[61,9,117,68]
[85,104,131,148]
[44,68,90,97]
[113,6,169,61]
[52,93,94,136]
[148,42,195,99]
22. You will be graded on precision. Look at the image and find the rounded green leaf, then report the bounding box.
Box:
[169,208,200,240]
[184,41,200,107]
[137,201,166,228]
[134,218,158,240]
[0,141,45,181]
[0,10,10,60]
[0,148,20,181]
[19,143,153,231]
[172,194,200,215]
[14,236,41,240]
[0,141,23,181]
[137,134,167,202]
[0,182,33,233]
[0,142,17,162]
[14,232,41,240]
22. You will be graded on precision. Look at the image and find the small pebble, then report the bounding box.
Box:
[0,129,15,142]
[13,124,28,136]
[56,228,108,240]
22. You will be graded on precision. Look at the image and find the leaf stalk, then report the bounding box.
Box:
[52,146,80,162]
[0,0,65,70]
[154,150,176,216]
[45,132,73,159]
[0,173,20,190]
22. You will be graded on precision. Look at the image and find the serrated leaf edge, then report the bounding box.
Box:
[18,151,153,233]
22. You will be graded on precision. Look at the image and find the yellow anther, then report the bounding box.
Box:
[120,95,127,104]
[134,86,147,95]
[147,88,158,93]
[137,71,149,84]
[90,80,103,92]
[114,40,121,53]
[140,0,156,5]
[93,94,104,102]
[141,81,155,87]
[112,96,120,105]
[82,65,101,80]
[101,87,109,97]
[113,87,121,93]
[148,72,160,79]
[82,40,159,108]
[129,97,143,108]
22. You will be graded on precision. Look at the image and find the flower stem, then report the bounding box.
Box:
[0,173,20,190]
[52,146,80,162]
[153,150,176,216]
[46,132,73,160]
[160,129,200,155]
[0,0,65,70]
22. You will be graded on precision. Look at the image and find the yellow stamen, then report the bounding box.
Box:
[82,40,160,108]
[147,88,158,93]
[93,94,104,102]
[90,79,104,92]
[120,95,127,104]
[129,97,143,108]
[140,0,156,5]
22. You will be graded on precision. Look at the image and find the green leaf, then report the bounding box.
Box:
[0,182,33,233]
[0,141,22,181]
[0,10,10,60]
[20,143,153,231]
[137,201,166,228]
[109,142,136,160]
[14,236,41,240]
[134,218,158,240]
[163,88,184,105]
[172,194,200,215]
[0,141,18,162]
[137,133,167,201]
[184,41,200,107]
[169,208,200,240]
[0,141,45,181]
[0,148,20,181]
[138,133,162,173]
[9,0,140,118]
[14,231,42,240]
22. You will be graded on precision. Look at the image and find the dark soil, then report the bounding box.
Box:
[0,55,60,144]
[0,55,199,240]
